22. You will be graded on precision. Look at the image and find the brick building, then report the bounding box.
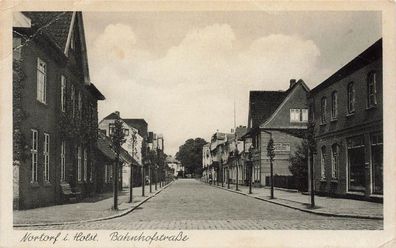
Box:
[244,80,309,188]
[13,12,105,209]
[309,39,382,201]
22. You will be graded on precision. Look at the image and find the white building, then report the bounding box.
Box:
[166,156,184,177]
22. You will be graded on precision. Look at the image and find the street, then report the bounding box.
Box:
[24,179,382,230]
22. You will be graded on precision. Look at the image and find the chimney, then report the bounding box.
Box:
[231,128,235,133]
[114,111,120,117]
[289,79,297,89]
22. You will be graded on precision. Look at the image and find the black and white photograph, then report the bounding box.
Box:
[1,1,396,247]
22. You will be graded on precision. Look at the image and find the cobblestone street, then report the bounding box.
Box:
[18,179,382,230]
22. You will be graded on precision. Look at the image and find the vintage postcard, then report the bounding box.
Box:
[0,0,395,247]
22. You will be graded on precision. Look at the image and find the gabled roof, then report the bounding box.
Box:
[22,12,73,51]
[124,119,148,138]
[97,132,116,160]
[102,112,119,120]
[260,79,309,128]
[248,91,287,129]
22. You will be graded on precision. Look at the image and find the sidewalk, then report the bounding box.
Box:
[209,182,383,219]
[14,182,171,227]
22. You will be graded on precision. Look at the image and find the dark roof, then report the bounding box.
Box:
[249,91,287,129]
[310,38,382,95]
[235,126,247,140]
[124,119,148,138]
[97,132,116,160]
[22,12,73,51]
[86,83,105,100]
[103,112,119,120]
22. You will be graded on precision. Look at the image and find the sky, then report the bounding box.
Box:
[83,11,381,156]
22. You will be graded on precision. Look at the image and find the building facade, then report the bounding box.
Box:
[309,39,382,201]
[13,12,105,209]
[244,80,309,188]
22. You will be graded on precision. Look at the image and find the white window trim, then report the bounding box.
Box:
[77,146,82,181]
[43,133,50,182]
[83,148,87,182]
[60,141,66,182]
[61,75,66,112]
[320,147,326,179]
[31,129,38,183]
[36,58,47,104]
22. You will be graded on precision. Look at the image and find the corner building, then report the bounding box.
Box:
[309,39,383,201]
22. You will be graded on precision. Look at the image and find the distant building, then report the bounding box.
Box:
[13,12,105,209]
[166,156,184,177]
[202,143,212,182]
[309,39,382,201]
[99,112,144,188]
[244,79,310,188]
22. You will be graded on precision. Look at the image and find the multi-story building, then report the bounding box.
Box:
[244,79,309,188]
[99,112,144,187]
[309,39,382,201]
[165,156,184,177]
[13,12,105,209]
[202,143,212,182]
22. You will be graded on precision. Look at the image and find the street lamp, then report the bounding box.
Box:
[247,145,254,194]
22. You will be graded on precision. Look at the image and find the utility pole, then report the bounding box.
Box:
[248,145,253,194]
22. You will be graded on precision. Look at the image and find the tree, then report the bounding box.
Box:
[110,114,126,210]
[175,138,207,176]
[289,140,308,192]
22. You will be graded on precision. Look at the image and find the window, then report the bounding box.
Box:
[90,161,94,182]
[109,123,115,135]
[37,58,47,103]
[43,133,50,182]
[70,29,75,50]
[60,141,66,182]
[61,76,66,112]
[290,109,300,122]
[347,136,366,192]
[290,109,308,123]
[331,144,339,179]
[104,164,108,183]
[78,91,82,116]
[71,84,75,117]
[31,129,38,183]
[347,82,355,114]
[301,109,308,122]
[331,91,338,120]
[83,148,87,182]
[371,133,383,194]
[320,146,326,179]
[367,72,377,107]
[105,164,112,183]
[320,97,327,124]
[77,146,82,181]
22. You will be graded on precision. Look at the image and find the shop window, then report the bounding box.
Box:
[371,133,383,194]
[347,136,365,192]
[331,144,339,179]
[320,146,326,179]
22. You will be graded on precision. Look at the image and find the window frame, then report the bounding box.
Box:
[77,146,82,182]
[347,82,355,114]
[320,146,326,179]
[83,148,88,182]
[60,141,66,182]
[61,75,66,112]
[36,58,47,104]
[43,133,50,182]
[31,129,38,183]
[331,144,339,179]
[367,72,377,108]
[320,97,327,124]
[71,84,75,117]
[331,91,338,120]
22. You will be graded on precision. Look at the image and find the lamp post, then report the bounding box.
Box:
[248,145,254,194]
[129,130,137,203]
[110,114,127,210]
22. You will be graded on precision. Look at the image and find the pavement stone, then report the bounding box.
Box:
[210,182,383,219]
[16,179,383,230]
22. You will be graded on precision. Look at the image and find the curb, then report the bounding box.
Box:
[211,184,383,220]
[14,181,173,228]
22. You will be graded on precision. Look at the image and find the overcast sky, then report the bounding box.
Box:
[83,11,381,156]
